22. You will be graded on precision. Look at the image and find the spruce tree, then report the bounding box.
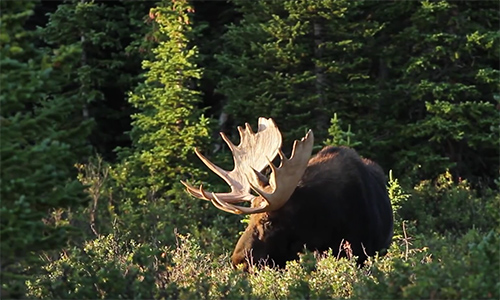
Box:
[0,1,91,296]
[111,0,215,246]
[123,0,210,190]
[42,0,152,160]
[365,0,499,181]
[216,0,377,149]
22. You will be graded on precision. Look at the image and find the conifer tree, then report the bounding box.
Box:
[111,0,214,245]
[122,0,210,190]
[0,1,91,296]
[216,0,376,148]
[42,0,152,160]
[365,0,499,181]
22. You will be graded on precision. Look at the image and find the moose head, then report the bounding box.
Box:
[182,117,393,270]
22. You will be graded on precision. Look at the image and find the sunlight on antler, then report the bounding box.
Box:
[182,118,314,215]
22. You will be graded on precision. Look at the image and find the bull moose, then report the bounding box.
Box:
[181,117,393,270]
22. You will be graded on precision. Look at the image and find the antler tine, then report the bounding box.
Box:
[211,193,270,215]
[289,130,314,161]
[236,123,251,147]
[210,193,245,214]
[245,122,254,134]
[181,180,252,203]
[259,129,314,212]
[194,148,230,181]
[190,148,254,202]
[277,149,287,168]
[181,180,209,200]
[220,132,236,152]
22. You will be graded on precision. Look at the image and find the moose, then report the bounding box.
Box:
[182,117,393,270]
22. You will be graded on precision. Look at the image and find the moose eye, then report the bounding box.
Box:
[259,220,274,234]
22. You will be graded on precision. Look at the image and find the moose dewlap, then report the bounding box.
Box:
[181,117,393,271]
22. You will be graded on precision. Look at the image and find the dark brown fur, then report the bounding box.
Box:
[232,146,393,270]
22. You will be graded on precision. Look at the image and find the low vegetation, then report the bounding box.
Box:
[23,166,500,299]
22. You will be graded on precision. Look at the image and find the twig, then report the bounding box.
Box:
[403,221,410,261]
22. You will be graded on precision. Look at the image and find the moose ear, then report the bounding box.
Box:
[250,167,270,188]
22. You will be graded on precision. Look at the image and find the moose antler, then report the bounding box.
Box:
[181,118,314,215]
[181,117,282,202]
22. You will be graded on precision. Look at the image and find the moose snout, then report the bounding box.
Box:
[231,227,268,271]
[231,253,249,271]
[231,231,254,270]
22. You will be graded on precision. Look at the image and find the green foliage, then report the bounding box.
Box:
[324,113,362,148]
[0,0,91,297]
[295,251,361,299]
[42,0,151,160]
[355,229,499,300]
[218,0,499,183]
[28,228,499,299]
[217,0,377,147]
[73,156,115,239]
[104,0,239,253]
[70,154,238,258]
[370,0,499,181]
[27,234,244,299]
[387,170,410,216]
[27,234,165,299]
[120,0,211,190]
[387,170,413,242]
[400,171,499,235]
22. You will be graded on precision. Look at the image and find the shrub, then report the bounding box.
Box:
[355,229,499,300]
[400,171,499,235]
[26,234,166,299]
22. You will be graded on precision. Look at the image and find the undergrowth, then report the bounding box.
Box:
[26,226,499,299]
[24,167,499,299]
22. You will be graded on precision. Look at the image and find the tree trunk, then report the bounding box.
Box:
[81,0,89,119]
[313,20,328,132]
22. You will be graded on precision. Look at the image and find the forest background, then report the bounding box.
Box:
[1,0,499,299]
